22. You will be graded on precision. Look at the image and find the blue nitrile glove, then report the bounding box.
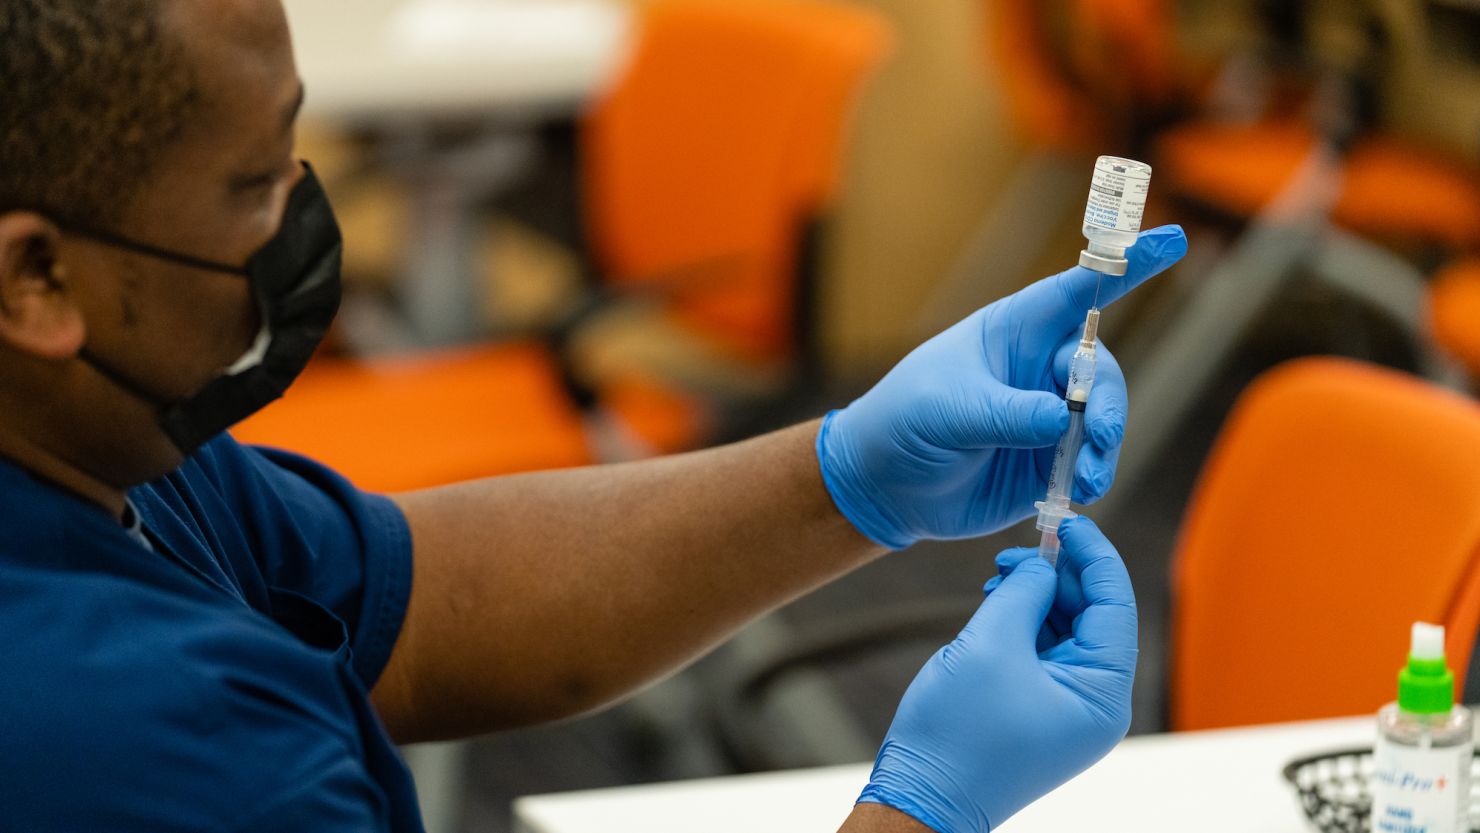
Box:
[859,518,1138,833]
[817,226,1188,549]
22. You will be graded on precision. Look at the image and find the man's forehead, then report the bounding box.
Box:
[164,0,292,48]
[113,0,302,210]
[159,0,299,136]
[162,0,296,89]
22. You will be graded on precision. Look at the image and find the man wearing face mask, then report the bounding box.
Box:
[0,2,1189,832]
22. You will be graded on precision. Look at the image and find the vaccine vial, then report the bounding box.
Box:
[1080,156,1153,276]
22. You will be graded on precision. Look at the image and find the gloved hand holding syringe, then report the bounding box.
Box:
[1036,156,1152,566]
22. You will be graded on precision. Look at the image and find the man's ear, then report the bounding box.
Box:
[0,212,85,360]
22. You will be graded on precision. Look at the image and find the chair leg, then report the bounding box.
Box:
[395,130,540,347]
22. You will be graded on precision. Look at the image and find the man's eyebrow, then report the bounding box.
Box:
[282,82,306,132]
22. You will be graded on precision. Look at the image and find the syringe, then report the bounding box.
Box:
[1034,307,1100,566]
[1030,155,1152,565]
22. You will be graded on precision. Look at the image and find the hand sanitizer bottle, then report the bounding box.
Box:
[1372,622,1473,833]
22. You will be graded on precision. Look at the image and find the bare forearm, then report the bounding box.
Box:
[373,420,884,741]
[839,804,935,833]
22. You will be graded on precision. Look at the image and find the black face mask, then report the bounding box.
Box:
[59,163,343,457]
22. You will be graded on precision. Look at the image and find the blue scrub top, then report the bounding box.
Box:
[0,435,424,832]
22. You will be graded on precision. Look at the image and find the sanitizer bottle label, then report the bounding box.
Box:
[1371,736,1472,833]
[1084,164,1150,233]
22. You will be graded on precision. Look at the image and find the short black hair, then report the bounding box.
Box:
[0,0,200,227]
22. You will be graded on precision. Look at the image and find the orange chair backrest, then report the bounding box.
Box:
[983,0,1176,152]
[1157,119,1480,248]
[1430,257,1480,379]
[1170,357,1480,731]
[581,0,891,362]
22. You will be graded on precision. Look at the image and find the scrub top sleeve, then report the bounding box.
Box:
[225,754,389,833]
[224,440,414,689]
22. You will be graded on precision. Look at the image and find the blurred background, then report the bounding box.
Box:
[238,0,1480,830]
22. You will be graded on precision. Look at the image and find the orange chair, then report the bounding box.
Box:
[1429,257,1480,380]
[1170,357,1480,730]
[1158,122,1480,252]
[234,0,892,493]
[583,0,891,364]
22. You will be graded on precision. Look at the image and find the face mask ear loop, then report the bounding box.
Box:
[75,345,176,413]
[48,221,249,278]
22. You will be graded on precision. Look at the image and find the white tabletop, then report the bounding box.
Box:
[282,0,634,123]
[513,716,1377,833]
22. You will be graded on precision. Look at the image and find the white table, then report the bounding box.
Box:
[513,716,1377,833]
[282,0,634,124]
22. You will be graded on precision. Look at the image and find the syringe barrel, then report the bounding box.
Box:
[1045,408,1086,502]
[1039,530,1062,568]
[1067,346,1097,403]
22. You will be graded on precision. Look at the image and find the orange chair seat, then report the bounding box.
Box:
[232,343,705,493]
[1429,258,1480,378]
[1172,358,1480,730]
[1157,121,1480,249]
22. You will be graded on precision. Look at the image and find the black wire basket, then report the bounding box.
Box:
[1283,747,1480,833]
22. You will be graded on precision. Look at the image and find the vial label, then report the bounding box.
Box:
[1084,164,1150,233]
[1371,735,1472,833]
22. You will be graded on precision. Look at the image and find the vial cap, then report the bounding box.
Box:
[1080,249,1128,276]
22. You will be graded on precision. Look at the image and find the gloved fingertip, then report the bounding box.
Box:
[1059,515,1101,543]
[994,546,1038,574]
[1072,474,1104,505]
[1122,226,1188,280]
[1091,467,1113,499]
[1035,397,1070,439]
[1143,224,1189,270]
[999,545,1051,570]
[1012,554,1057,578]
[1088,416,1124,449]
[979,555,1059,643]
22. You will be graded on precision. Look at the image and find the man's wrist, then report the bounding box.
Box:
[838,802,938,833]
[813,411,912,550]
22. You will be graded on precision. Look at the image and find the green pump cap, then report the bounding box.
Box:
[1398,622,1455,715]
